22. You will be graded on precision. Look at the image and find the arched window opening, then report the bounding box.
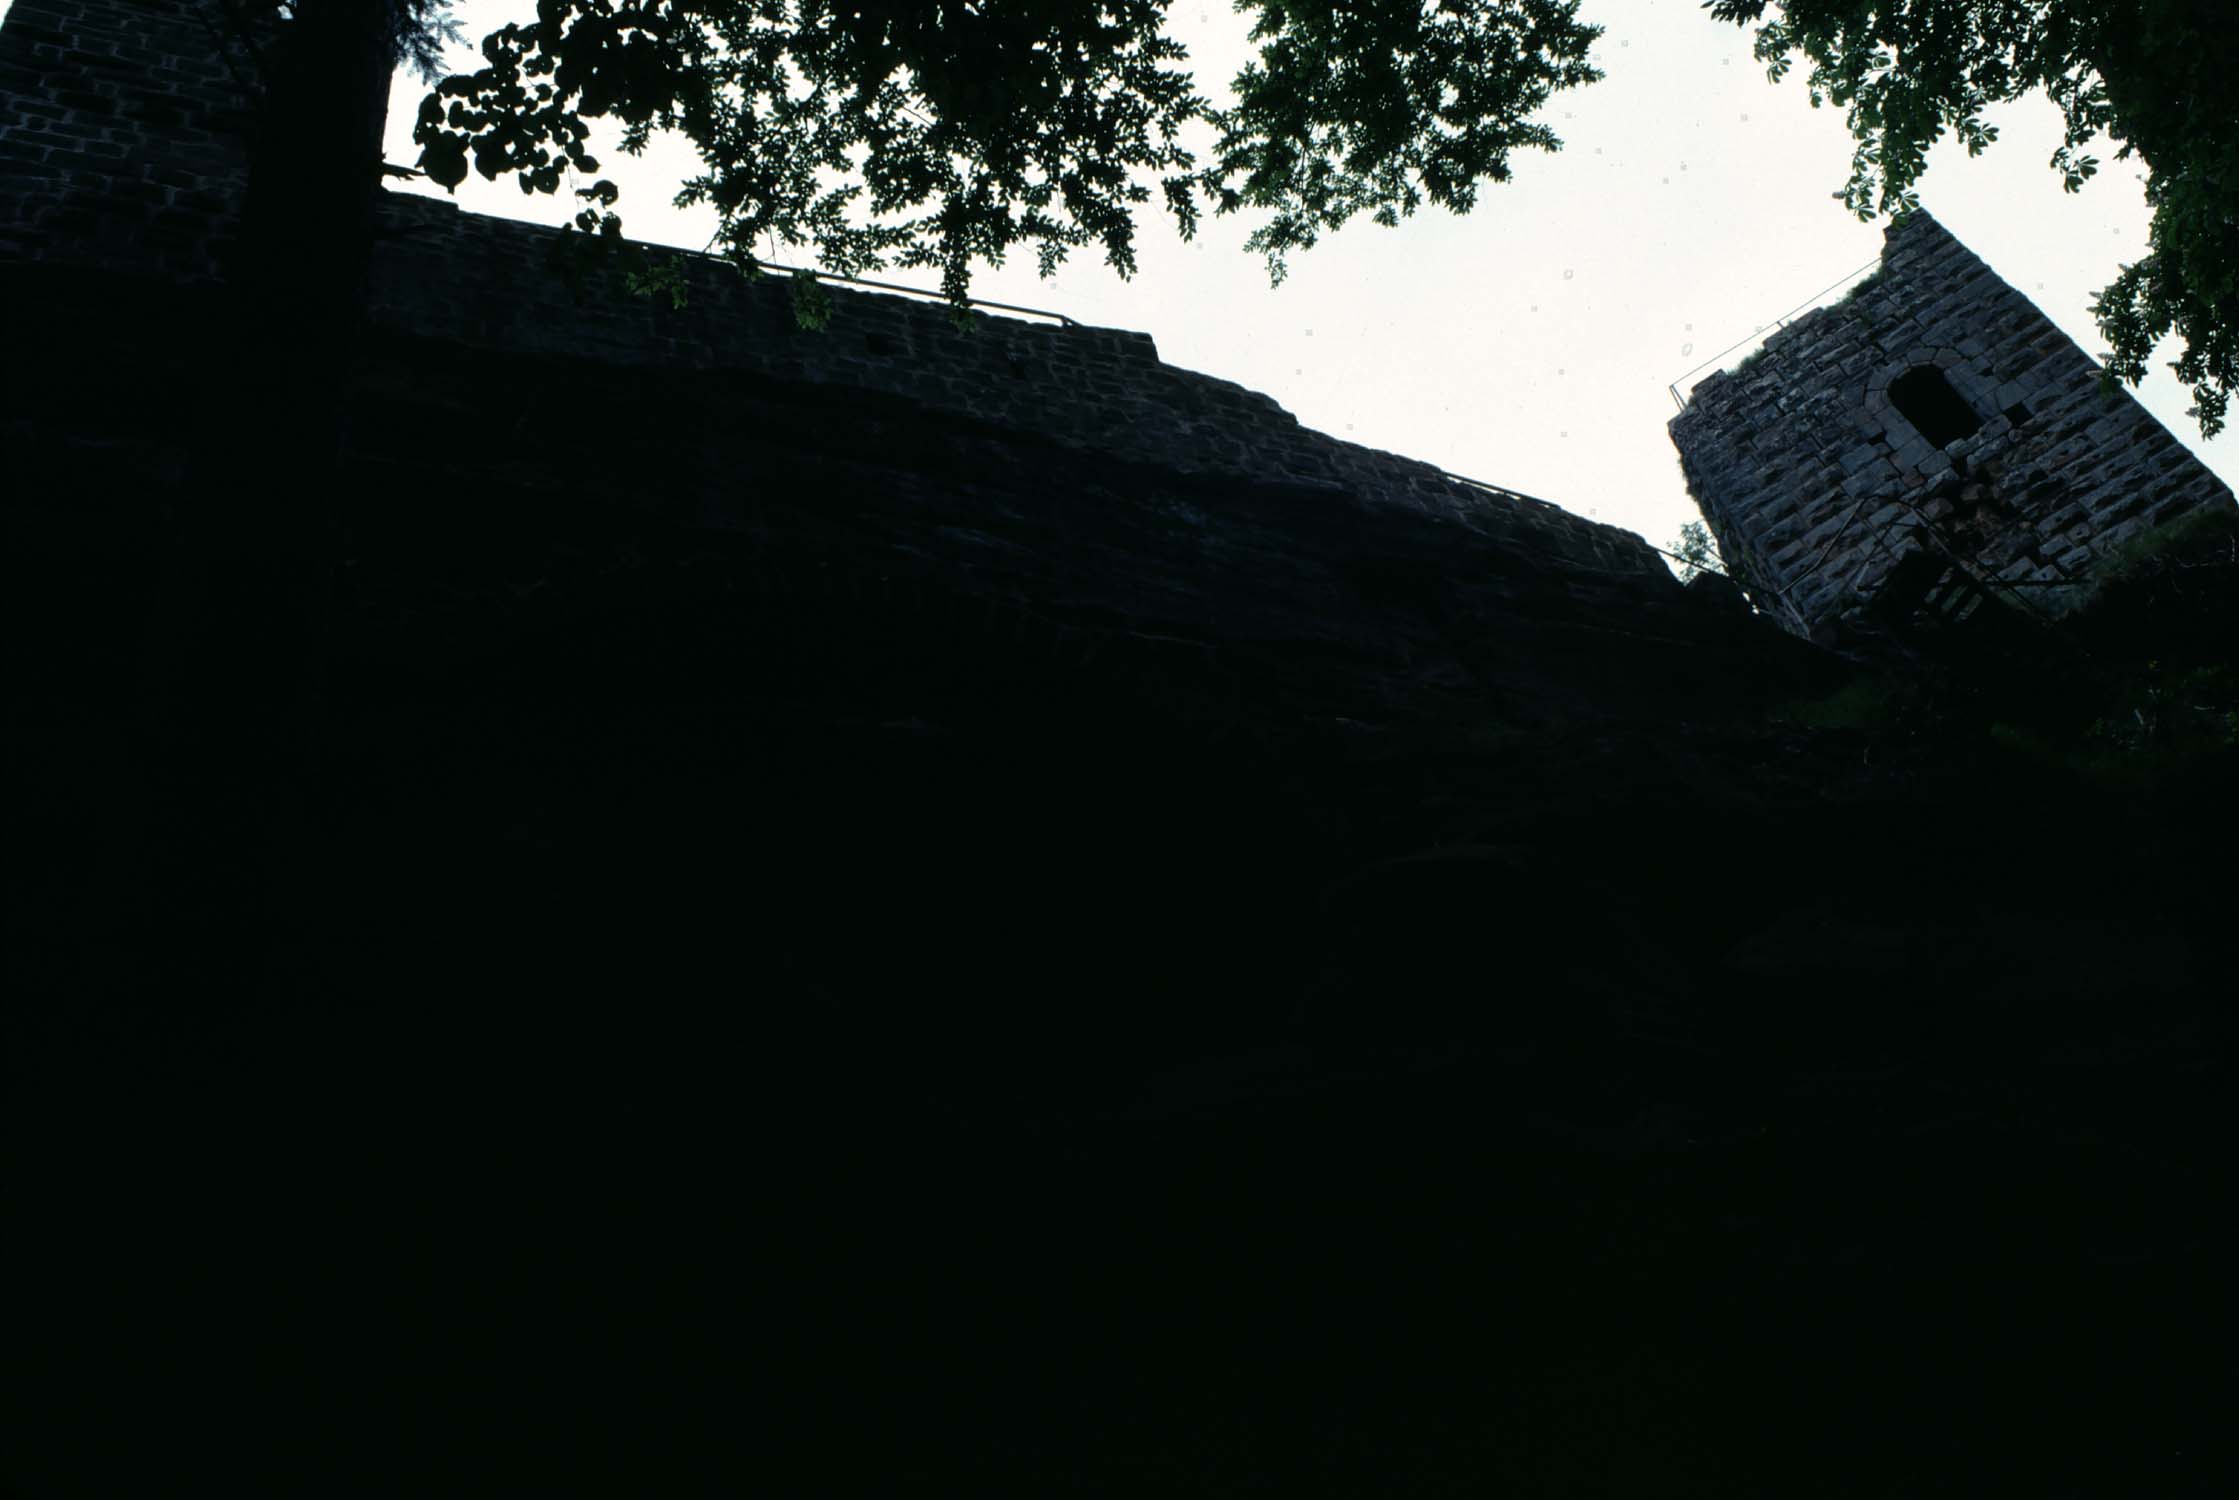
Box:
[1889,366,1983,448]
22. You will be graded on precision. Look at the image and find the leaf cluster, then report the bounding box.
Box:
[412,1,1603,302]
[211,0,466,85]
[384,0,467,82]
[1706,1,2239,437]
[1206,0,1601,283]
[1669,518,1722,582]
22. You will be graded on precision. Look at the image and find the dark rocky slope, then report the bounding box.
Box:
[7,263,2233,1498]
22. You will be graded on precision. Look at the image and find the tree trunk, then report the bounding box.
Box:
[142,0,394,1012]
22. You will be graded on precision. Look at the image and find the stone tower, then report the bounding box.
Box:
[1669,210,2234,645]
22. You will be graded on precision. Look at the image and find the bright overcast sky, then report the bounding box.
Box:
[381,1,2236,556]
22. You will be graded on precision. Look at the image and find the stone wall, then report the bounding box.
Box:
[364,193,1650,576]
[0,0,260,281]
[1669,210,2235,642]
[0,0,1658,590]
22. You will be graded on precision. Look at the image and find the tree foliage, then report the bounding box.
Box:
[1670,519,1723,583]
[1706,1,2239,437]
[211,0,465,84]
[1203,0,1603,282]
[412,1,1602,302]
[407,3,2233,433]
[387,0,470,81]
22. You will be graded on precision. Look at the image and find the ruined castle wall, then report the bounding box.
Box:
[363,194,1648,577]
[0,0,1658,587]
[1669,212,2234,640]
[0,0,258,281]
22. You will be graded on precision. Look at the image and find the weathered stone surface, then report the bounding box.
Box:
[0,0,261,282]
[1671,211,2236,645]
[7,8,2235,1500]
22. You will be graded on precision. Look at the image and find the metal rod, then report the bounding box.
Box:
[748,260,1082,326]
[1665,255,1883,407]
[377,179,1090,328]
[1439,470,1565,509]
[1440,470,1747,587]
[674,242,1081,326]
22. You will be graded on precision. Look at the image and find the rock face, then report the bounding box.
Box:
[1670,210,2235,644]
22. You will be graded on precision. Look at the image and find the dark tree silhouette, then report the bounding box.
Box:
[149,0,459,996]
[411,0,1606,301]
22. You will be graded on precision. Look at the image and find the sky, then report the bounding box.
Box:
[379,1,2237,558]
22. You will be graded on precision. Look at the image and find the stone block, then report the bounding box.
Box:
[1840,442,1883,475]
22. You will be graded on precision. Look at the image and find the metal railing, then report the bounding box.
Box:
[381,162,1084,327]
[383,161,1781,591]
[584,233,1088,327]
[742,256,1083,327]
[1442,469,1750,586]
[1439,468,1565,512]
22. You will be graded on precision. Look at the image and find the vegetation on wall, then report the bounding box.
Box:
[1667,519,1725,583]
[1773,503,2239,772]
[2067,507,2239,760]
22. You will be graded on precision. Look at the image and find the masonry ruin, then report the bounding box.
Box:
[8,0,1853,1072]
[13,11,2236,1495]
[5,0,1798,745]
[1670,210,2235,646]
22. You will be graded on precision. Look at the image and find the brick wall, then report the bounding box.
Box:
[0,0,263,281]
[1669,211,2235,641]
